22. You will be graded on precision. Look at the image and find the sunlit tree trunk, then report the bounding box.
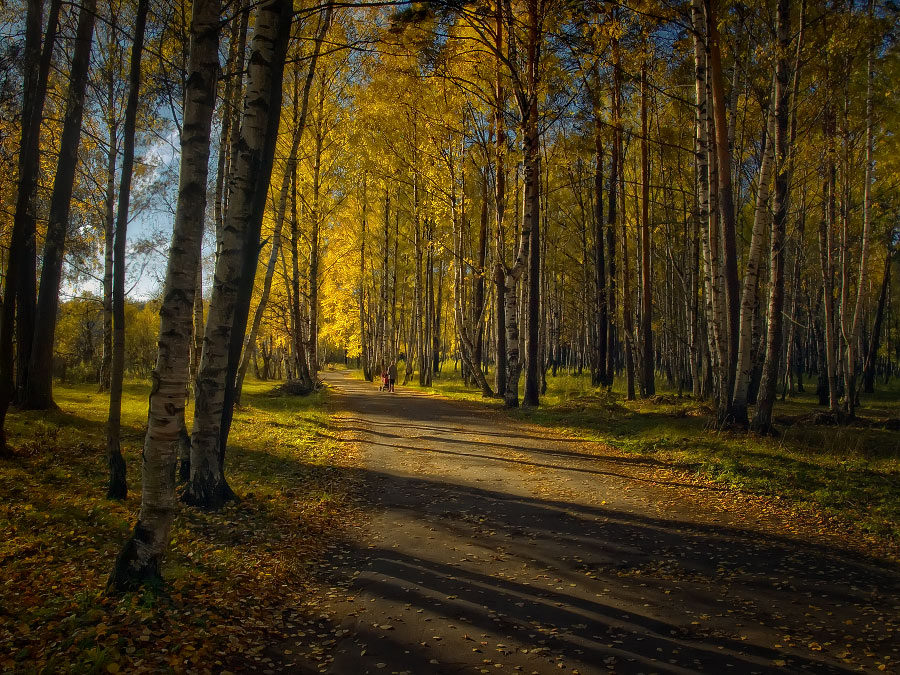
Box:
[185,0,292,510]
[108,0,220,591]
[493,0,507,398]
[290,162,312,386]
[235,0,331,400]
[307,84,327,381]
[107,0,149,500]
[506,0,541,408]
[214,2,248,243]
[359,175,371,381]
[24,0,97,410]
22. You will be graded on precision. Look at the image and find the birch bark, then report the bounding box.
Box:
[109,0,220,590]
[185,0,293,510]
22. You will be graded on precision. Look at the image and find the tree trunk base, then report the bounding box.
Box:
[19,397,60,412]
[107,525,165,593]
[181,475,238,511]
[749,416,779,436]
[730,402,750,428]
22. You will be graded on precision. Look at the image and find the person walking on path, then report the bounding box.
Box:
[388,361,398,393]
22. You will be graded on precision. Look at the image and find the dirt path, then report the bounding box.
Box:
[281,371,899,674]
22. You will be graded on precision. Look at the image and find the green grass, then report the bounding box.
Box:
[1,377,356,673]
[391,364,900,551]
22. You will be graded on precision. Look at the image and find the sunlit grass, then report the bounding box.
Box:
[1,376,356,672]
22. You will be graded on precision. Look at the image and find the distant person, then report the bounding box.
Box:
[388,361,398,393]
[380,366,388,392]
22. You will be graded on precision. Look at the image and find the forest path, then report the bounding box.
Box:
[281,371,899,674]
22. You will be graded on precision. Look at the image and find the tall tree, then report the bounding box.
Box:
[23,0,98,410]
[184,0,293,510]
[639,59,654,398]
[753,0,792,433]
[0,0,60,452]
[106,0,150,500]
[109,0,221,591]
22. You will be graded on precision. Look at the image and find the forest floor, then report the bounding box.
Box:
[3,372,900,673]
[272,370,900,675]
[1,379,360,673]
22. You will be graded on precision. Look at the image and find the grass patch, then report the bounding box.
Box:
[1,377,357,673]
[396,366,900,550]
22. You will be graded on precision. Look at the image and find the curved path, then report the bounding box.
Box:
[283,371,899,674]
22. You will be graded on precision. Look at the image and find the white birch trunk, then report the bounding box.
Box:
[109,0,220,591]
[732,108,776,422]
[185,0,292,509]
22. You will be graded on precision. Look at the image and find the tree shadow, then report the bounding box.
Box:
[225,437,899,673]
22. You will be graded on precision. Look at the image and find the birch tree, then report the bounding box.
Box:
[184,0,293,510]
[108,0,221,591]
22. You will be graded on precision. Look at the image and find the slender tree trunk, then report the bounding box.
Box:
[359,176,371,381]
[23,0,96,410]
[289,168,312,386]
[215,2,249,243]
[493,3,507,398]
[508,0,541,408]
[863,251,891,393]
[840,0,875,417]
[307,85,327,382]
[753,0,791,433]
[474,173,489,379]
[185,0,292,510]
[820,113,841,414]
[706,0,740,408]
[639,61,655,398]
[732,109,775,424]
[100,65,118,395]
[592,119,608,387]
[107,0,149,500]
[1,0,61,429]
[606,41,620,387]
[108,0,220,591]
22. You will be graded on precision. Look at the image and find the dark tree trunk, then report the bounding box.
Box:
[107,0,149,500]
[23,0,96,410]
[639,62,655,398]
[593,121,608,387]
[1,0,59,451]
[863,251,892,394]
